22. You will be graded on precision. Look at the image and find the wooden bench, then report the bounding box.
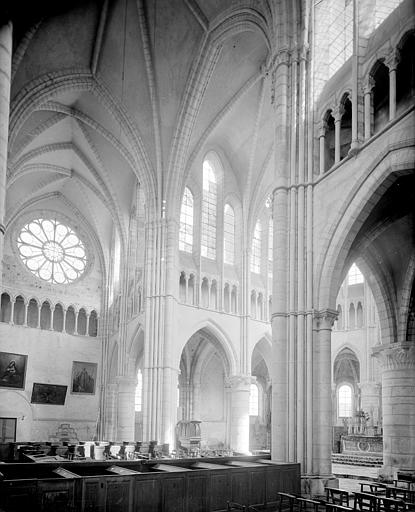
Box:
[296,497,322,512]
[375,496,406,512]
[278,492,298,512]
[325,504,354,512]
[326,487,351,507]
[353,491,378,512]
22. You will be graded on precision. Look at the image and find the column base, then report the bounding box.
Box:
[301,475,339,498]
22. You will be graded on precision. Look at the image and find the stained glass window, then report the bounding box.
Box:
[17,218,87,284]
[135,369,143,412]
[348,263,364,285]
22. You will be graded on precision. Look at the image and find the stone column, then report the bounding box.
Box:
[359,381,381,430]
[62,308,67,333]
[373,343,415,475]
[0,22,12,291]
[116,375,137,442]
[313,310,338,480]
[227,375,251,454]
[36,304,41,328]
[50,306,55,330]
[385,52,399,121]
[74,310,78,334]
[9,297,15,325]
[23,300,28,326]
[363,77,375,140]
[86,312,90,336]
[333,106,344,164]
[319,121,326,175]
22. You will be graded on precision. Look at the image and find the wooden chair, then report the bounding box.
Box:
[326,487,351,507]
[296,497,321,512]
[325,504,354,512]
[227,501,246,511]
[376,496,406,512]
[278,492,298,512]
[353,491,378,512]
[359,483,388,496]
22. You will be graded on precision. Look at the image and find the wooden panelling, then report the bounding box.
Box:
[0,457,300,512]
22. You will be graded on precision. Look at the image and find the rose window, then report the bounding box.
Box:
[17,218,87,284]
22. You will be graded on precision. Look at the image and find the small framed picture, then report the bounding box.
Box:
[71,361,97,395]
[0,352,27,389]
[31,383,67,405]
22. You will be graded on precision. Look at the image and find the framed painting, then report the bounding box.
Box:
[0,352,27,389]
[31,383,67,405]
[71,361,97,395]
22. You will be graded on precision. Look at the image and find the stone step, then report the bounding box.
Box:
[332,453,383,467]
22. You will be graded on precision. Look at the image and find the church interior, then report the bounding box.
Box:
[0,0,414,510]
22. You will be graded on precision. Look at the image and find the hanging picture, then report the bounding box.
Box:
[71,361,97,395]
[31,383,67,405]
[0,352,27,389]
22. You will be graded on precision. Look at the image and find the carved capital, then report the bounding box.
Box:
[385,51,400,72]
[332,105,345,123]
[314,308,338,330]
[318,120,328,137]
[225,374,253,391]
[372,342,415,370]
[362,76,375,95]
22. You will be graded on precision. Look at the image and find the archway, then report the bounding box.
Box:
[250,338,271,453]
[320,171,415,474]
[178,328,231,453]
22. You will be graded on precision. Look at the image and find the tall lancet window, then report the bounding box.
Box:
[135,369,143,412]
[251,220,261,273]
[179,187,194,253]
[201,160,217,259]
[338,384,353,417]
[224,204,235,265]
[268,218,273,278]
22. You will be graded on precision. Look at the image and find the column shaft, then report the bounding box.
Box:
[0,22,12,291]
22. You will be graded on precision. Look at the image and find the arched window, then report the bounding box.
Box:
[210,280,218,310]
[77,308,87,335]
[179,187,194,253]
[372,61,390,133]
[53,303,64,332]
[396,32,415,113]
[224,204,235,265]
[224,283,230,313]
[13,296,25,325]
[135,369,143,412]
[251,290,257,319]
[0,293,11,323]
[340,95,352,159]
[89,310,98,337]
[250,221,261,273]
[201,160,217,259]
[27,299,38,328]
[356,302,363,328]
[179,272,186,302]
[337,304,343,330]
[268,218,273,278]
[249,383,259,416]
[40,301,51,330]
[65,306,76,334]
[349,303,355,329]
[188,274,195,306]
[338,384,353,417]
[324,110,335,171]
[348,263,364,284]
[201,278,209,308]
[231,285,237,314]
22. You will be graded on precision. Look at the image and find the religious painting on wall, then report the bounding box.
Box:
[71,361,97,395]
[0,352,27,389]
[31,383,67,405]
